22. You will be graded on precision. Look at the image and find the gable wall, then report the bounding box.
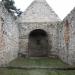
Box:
[59,7,75,65]
[18,22,60,57]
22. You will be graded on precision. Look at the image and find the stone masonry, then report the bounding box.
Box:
[17,0,61,57]
[58,7,75,65]
[0,0,75,65]
[0,2,19,66]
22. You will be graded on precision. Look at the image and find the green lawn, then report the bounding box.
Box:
[9,57,69,67]
[0,57,75,75]
[0,68,75,75]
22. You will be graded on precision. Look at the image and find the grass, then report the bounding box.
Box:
[0,68,75,75]
[0,57,75,75]
[9,57,69,67]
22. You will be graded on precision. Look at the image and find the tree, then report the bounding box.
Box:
[2,0,22,16]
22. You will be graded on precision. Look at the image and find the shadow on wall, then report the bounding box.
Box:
[28,29,51,57]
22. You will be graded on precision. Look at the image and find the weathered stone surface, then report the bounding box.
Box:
[18,22,59,57]
[17,0,61,57]
[17,0,61,58]
[18,0,60,23]
[59,7,75,65]
[0,0,75,66]
[0,2,19,66]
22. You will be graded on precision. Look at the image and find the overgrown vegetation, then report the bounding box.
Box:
[2,0,22,16]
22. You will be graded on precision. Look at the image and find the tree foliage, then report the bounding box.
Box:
[2,0,22,16]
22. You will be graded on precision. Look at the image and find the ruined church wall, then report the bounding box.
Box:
[0,3,19,66]
[57,22,68,64]
[59,7,75,65]
[18,22,59,57]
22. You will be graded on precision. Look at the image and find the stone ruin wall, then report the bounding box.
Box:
[18,22,60,57]
[0,3,19,66]
[59,7,75,65]
[0,0,75,66]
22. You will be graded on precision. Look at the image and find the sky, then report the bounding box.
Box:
[10,0,75,20]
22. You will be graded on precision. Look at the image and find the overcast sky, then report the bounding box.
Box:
[14,0,75,20]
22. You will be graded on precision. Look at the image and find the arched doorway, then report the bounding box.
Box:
[28,29,49,57]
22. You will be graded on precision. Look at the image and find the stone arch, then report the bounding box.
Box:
[28,29,49,57]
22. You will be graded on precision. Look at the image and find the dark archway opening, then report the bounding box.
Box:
[28,29,49,57]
